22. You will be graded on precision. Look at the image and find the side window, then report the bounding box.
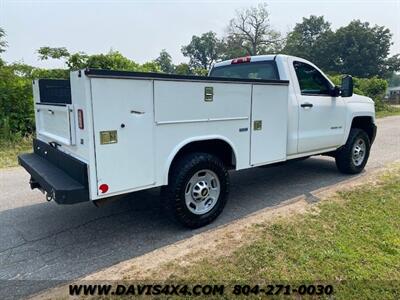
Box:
[293,61,332,95]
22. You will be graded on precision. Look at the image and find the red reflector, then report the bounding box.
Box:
[231,56,251,64]
[99,184,109,194]
[77,109,84,129]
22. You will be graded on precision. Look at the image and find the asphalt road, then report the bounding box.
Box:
[1,116,399,299]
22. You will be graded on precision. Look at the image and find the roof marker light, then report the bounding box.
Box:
[231,56,251,64]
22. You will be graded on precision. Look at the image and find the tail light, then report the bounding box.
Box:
[77,109,84,129]
[231,56,251,64]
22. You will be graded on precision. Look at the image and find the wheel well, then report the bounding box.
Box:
[169,139,236,173]
[351,116,375,142]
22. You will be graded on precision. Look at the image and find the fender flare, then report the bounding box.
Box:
[162,135,238,184]
[342,112,375,145]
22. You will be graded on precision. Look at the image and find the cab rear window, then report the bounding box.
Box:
[209,61,279,80]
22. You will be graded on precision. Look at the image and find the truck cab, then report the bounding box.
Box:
[210,54,376,157]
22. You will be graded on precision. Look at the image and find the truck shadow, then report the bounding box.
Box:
[0,157,354,298]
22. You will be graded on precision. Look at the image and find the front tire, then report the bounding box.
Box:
[162,152,229,228]
[335,128,371,174]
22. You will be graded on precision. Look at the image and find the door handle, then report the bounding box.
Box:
[130,110,145,115]
[300,103,313,108]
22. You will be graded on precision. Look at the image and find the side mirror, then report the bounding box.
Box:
[330,85,341,97]
[341,75,353,97]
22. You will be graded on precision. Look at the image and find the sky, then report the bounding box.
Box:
[1,0,399,68]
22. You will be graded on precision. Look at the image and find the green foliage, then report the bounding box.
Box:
[37,46,70,60]
[388,72,400,87]
[356,77,388,100]
[0,27,8,54]
[283,16,336,72]
[139,61,161,73]
[181,31,222,69]
[385,55,400,76]
[0,136,32,168]
[328,74,388,110]
[284,18,400,78]
[192,68,208,76]
[219,35,248,61]
[333,20,396,78]
[163,166,400,300]
[376,106,400,118]
[65,52,89,69]
[85,51,139,70]
[155,49,175,73]
[10,62,68,79]
[0,66,34,138]
[0,61,70,138]
[38,47,162,72]
[174,63,193,75]
[30,68,69,79]
[155,50,205,75]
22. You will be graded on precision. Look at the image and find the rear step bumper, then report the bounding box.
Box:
[18,139,89,204]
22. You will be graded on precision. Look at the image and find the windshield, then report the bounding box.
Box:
[209,61,279,80]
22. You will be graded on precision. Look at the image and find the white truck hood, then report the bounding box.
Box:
[348,93,374,104]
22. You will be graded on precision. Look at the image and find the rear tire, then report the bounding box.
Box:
[335,128,370,174]
[162,152,229,228]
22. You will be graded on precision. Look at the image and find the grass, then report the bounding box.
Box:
[165,166,400,299]
[0,136,32,168]
[376,105,400,118]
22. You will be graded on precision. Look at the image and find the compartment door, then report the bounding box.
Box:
[250,84,288,165]
[91,78,155,195]
[36,104,75,146]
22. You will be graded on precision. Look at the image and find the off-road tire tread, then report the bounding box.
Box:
[335,128,370,174]
[161,152,229,228]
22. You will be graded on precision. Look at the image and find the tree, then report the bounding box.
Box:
[219,35,248,60]
[283,16,336,71]
[9,62,68,79]
[385,55,400,77]
[37,47,160,72]
[226,3,282,56]
[0,66,34,137]
[84,51,139,70]
[38,46,88,69]
[0,27,7,54]
[174,63,193,75]
[0,27,8,66]
[139,61,161,73]
[181,31,222,70]
[332,20,399,78]
[389,72,400,87]
[37,46,70,60]
[155,49,175,73]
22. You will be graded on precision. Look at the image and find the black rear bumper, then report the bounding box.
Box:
[18,139,89,204]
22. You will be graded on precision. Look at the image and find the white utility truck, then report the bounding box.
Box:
[19,55,377,228]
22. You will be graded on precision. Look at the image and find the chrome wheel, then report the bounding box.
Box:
[184,169,220,215]
[352,138,366,166]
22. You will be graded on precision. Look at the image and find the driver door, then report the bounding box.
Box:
[291,60,346,153]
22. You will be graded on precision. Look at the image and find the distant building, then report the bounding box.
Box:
[386,86,400,104]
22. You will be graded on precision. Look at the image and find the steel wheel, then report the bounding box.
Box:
[352,138,366,166]
[184,169,220,215]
